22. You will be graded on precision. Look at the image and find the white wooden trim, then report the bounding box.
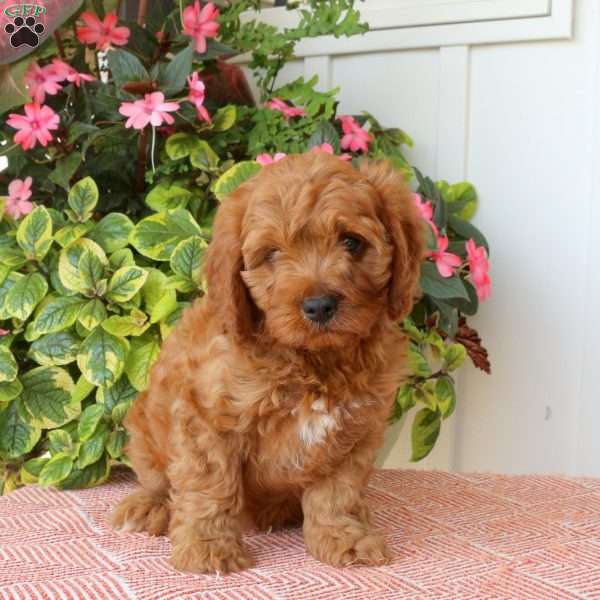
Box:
[239,1,573,59]
[254,0,552,32]
[573,1,600,475]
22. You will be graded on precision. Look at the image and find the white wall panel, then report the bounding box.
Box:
[455,0,599,474]
[244,0,600,475]
[332,50,440,176]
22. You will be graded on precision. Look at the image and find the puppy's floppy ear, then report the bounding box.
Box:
[361,160,426,322]
[203,185,259,340]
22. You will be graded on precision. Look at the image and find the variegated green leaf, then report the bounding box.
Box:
[39,453,74,487]
[190,140,219,170]
[211,106,236,132]
[97,375,137,412]
[170,236,207,283]
[29,332,80,366]
[109,248,135,270]
[16,206,53,261]
[213,161,261,201]
[0,378,22,403]
[0,400,41,459]
[68,177,98,222]
[0,347,17,383]
[5,273,48,321]
[59,239,108,293]
[106,267,148,303]
[20,456,49,485]
[102,313,149,337]
[77,328,129,388]
[78,250,106,295]
[78,426,108,469]
[165,133,201,160]
[30,296,86,336]
[130,209,203,261]
[78,404,106,441]
[125,331,160,391]
[54,222,93,248]
[0,272,23,320]
[78,299,107,330]
[57,453,109,489]
[47,429,76,456]
[20,367,79,429]
[88,213,134,253]
[150,291,177,324]
[71,375,95,404]
[106,429,128,459]
[145,182,192,212]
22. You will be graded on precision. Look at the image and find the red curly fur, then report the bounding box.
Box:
[111,153,425,573]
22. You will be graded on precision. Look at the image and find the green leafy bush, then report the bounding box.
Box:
[0,0,491,493]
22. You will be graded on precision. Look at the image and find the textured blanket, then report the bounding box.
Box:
[1,469,600,599]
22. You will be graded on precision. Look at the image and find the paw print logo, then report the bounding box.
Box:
[5,16,45,48]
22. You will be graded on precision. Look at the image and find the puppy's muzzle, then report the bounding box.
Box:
[302,295,338,324]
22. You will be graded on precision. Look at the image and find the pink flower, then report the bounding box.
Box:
[413,193,433,222]
[49,59,95,88]
[266,98,307,120]
[23,62,62,104]
[7,104,60,150]
[0,329,10,336]
[183,1,220,54]
[466,239,491,301]
[430,235,462,278]
[256,153,286,166]
[338,115,373,154]
[311,143,352,161]
[77,12,130,51]
[413,193,439,237]
[119,92,180,130]
[4,177,34,219]
[187,72,211,123]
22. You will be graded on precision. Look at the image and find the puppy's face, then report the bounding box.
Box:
[204,154,424,350]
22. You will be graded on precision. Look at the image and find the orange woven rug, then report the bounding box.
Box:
[1,469,600,599]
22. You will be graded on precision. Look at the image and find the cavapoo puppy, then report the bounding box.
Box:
[111,152,425,573]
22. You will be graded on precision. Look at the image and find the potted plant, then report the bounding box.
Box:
[0,0,491,493]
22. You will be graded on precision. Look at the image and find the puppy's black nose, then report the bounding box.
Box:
[302,295,338,324]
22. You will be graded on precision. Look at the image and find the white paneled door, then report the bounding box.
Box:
[241,1,600,476]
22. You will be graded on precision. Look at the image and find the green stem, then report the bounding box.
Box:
[0,143,18,157]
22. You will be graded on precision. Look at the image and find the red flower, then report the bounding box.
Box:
[77,12,130,51]
[466,239,491,301]
[119,92,180,129]
[430,235,462,278]
[49,59,95,88]
[23,62,62,104]
[266,97,306,119]
[187,72,211,123]
[256,153,286,165]
[310,143,352,161]
[338,115,372,154]
[5,177,34,219]
[183,1,220,54]
[7,103,60,150]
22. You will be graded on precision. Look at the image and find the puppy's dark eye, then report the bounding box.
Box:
[341,235,363,255]
[264,248,279,262]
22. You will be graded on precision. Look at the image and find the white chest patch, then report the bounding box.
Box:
[297,398,340,447]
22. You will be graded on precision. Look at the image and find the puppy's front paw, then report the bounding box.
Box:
[110,489,169,536]
[306,526,391,567]
[170,536,254,574]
